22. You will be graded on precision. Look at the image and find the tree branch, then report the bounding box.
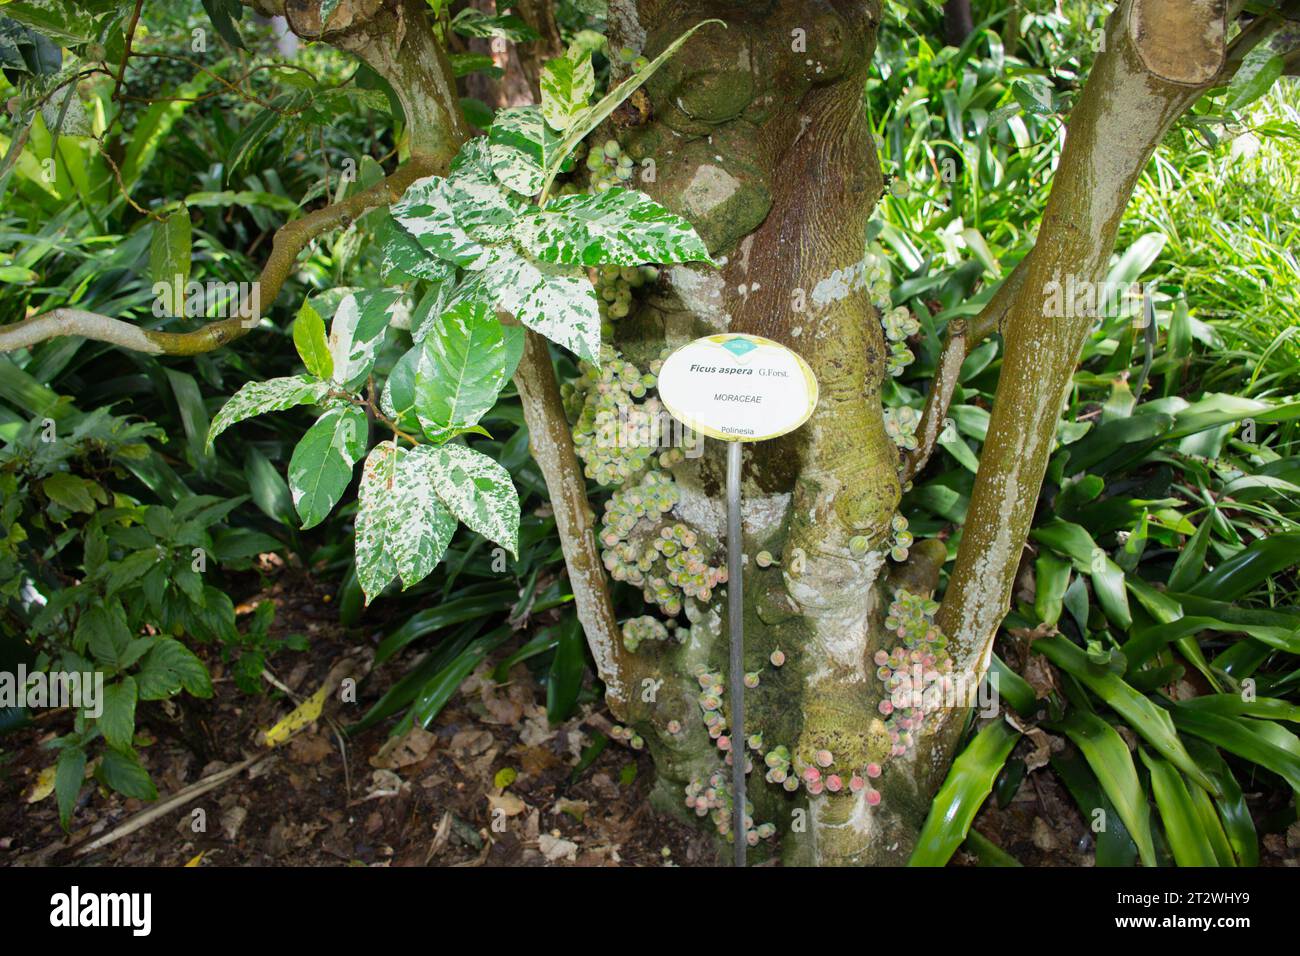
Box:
[0,160,433,356]
[512,331,630,709]
[902,254,1029,483]
[902,318,965,483]
[937,0,1227,676]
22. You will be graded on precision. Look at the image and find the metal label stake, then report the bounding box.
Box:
[658,334,818,868]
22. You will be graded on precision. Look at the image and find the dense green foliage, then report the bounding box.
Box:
[1,0,1296,865]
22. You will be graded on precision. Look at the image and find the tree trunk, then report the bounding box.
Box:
[943,0,975,47]
[593,0,940,865]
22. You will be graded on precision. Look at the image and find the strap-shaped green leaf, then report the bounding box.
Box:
[1056,709,1156,866]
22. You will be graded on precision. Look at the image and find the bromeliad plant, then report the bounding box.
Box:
[207,27,715,605]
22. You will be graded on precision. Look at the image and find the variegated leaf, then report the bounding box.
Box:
[450,8,539,42]
[288,404,368,530]
[409,277,457,343]
[389,445,458,587]
[515,187,712,267]
[476,244,601,363]
[391,175,488,268]
[445,140,529,244]
[414,301,524,442]
[540,51,594,133]
[380,346,421,434]
[355,441,400,603]
[207,375,330,448]
[429,443,520,557]
[487,106,562,197]
[379,213,457,284]
[326,289,401,389]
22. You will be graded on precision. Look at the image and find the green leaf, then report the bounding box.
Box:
[1034,552,1070,627]
[54,745,86,829]
[149,208,192,293]
[1033,636,1219,794]
[1183,738,1258,866]
[1226,45,1283,113]
[909,719,1019,866]
[514,187,712,267]
[414,301,523,441]
[1167,511,1215,593]
[292,300,333,380]
[540,50,595,133]
[547,615,586,724]
[428,442,520,557]
[1055,710,1156,866]
[288,405,368,530]
[245,446,296,525]
[208,375,331,448]
[95,747,157,801]
[136,638,213,700]
[1138,749,1218,867]
[42,472,97,513]
[476,243,600,363]
[1168,706,1300,792]
[1190,532,1300,602]
[1030,518,1130,629]
[99,677,137,752]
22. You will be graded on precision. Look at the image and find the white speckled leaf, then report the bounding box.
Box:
[288,405,368,530]
[429,443,519,557]
[540,51,594,133]
[380,213,457,284]
[445,143,529,245]
[207,375,330,448]
[414,301,524,442]
[389,445,458,587]
[327,290,401,389]
[476,244,600,363]
[391,174,488,268]
[355,441,400,604]
[514,187,712,267]
[487,106,561,197]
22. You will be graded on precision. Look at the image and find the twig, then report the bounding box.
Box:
[72,752,272,857]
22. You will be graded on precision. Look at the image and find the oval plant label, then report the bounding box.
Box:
[657,334,818,442]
